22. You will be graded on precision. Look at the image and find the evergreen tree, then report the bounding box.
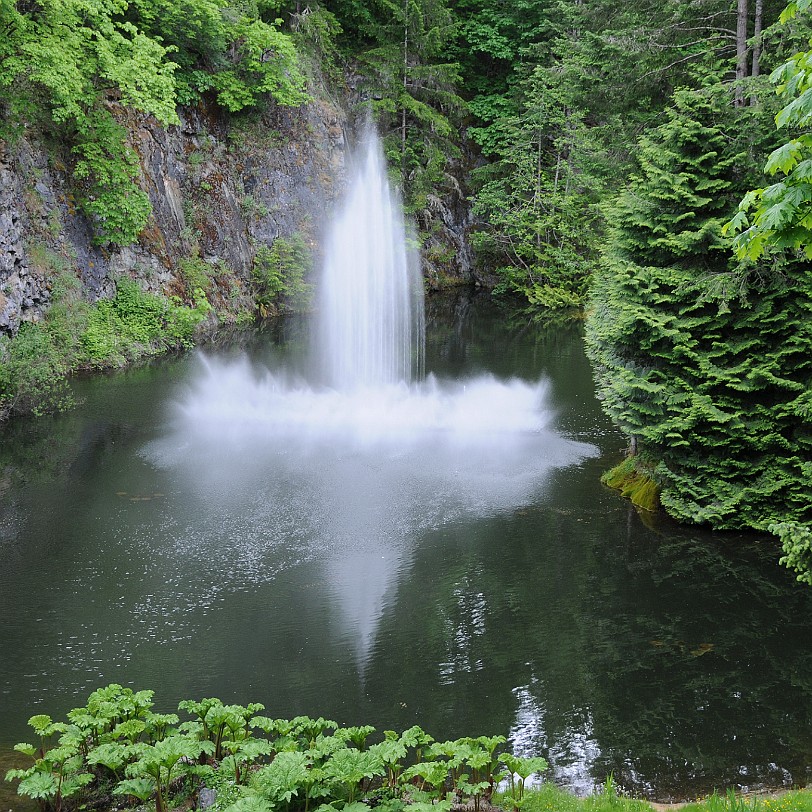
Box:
[324,0,465,220]
[725,0,812,582]
[470,63,597,308]
[607,91,741,270]
[586,87,812,536]
[453,0,790,308]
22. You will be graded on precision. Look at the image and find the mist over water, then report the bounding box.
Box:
[145,342,597,672]
[154,352,596,509]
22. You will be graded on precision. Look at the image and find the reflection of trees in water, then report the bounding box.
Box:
[362,481,812,799]
[362,504,595,751]
[576,517,812,797]
[0,411,86,487]
[423,290,585,382]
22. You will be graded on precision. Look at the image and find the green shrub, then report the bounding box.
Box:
[251,234,313,317]
[5,685,525,812]
[8,687,812,812]
[80,278,209,367]
[0,322,73,416]
[167,289,211,346]
[81,279,164,365]
[0,271,210,418]
[0,262,89,417]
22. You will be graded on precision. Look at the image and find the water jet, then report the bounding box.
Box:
[317,129,424,390]
[146,128,597,669]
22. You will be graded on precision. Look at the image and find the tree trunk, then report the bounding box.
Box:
[401,0,409,169]
[750,0,764,104]
[735,0,749,107]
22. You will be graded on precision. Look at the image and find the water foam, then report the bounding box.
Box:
[175,355,552,450]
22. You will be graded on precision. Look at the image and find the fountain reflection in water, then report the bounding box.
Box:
[147,128,597,670]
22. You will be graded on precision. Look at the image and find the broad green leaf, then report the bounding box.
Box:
[12,743,37,757]
[764,141,803,175]
[17,771,59,800]
[113,776,156,801]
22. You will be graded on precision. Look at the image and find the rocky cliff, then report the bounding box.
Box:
[0,88,475,339]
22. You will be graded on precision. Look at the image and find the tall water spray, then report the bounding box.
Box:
[317,130,424,389]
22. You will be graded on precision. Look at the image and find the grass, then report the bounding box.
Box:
[513,784,812,812]
[511,781,651,812]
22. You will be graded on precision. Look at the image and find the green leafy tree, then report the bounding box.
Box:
[728,1,812,259]
[456,0,789,306]
[722,0,812,581]
[1,0,307,246]
[0,0,179,244]
[210,18,307,111]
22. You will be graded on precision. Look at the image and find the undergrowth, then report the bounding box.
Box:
[3,685,542,812]
[6,686,812,812]
[0,269,210,419]
[251,234,313,317]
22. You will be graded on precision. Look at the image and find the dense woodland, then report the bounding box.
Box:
[1,0,811,578]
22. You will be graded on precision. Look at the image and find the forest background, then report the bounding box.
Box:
[0,0,811,579]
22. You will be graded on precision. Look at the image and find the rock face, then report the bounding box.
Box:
[0,89,475,338]
[0,142,50,334]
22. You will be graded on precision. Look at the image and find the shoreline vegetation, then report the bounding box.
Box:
[0,240,316,423]
[3,686,810,812]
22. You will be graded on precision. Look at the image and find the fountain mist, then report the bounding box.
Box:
[318,130,424,389]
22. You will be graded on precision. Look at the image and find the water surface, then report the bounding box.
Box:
[0,293,810,803]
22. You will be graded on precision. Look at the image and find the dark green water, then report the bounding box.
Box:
[1,292,811,803]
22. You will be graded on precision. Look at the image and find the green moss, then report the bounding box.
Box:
[602,457,661,512]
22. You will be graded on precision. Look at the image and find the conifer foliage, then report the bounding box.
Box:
[586,88,812,538]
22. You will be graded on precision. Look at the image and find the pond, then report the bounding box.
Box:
[1,291,811,805]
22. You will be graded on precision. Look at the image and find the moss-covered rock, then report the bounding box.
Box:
[602,457,661,513]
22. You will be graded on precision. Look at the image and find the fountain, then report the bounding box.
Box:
[318,130,424,389]
[155,125,597,473]
[145,127,598,670]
